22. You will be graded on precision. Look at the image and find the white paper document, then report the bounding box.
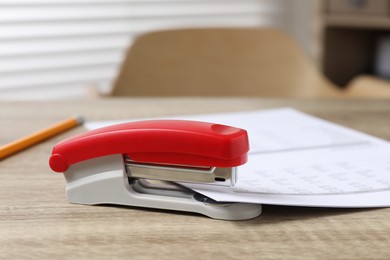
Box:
[85,108,390,207]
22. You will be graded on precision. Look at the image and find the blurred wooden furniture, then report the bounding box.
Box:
[112,28,390,98]
[346,75,390,98]
[1,98,390,259]
[112,28,342,98]
[323,0,390,86]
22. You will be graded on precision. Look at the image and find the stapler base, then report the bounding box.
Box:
[63,155,262,220]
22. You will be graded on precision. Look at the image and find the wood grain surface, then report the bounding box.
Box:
[0,98,389,259]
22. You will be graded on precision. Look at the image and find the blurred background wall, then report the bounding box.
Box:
[0,0,320,100]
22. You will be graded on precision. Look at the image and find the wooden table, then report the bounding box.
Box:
[1,98,390,259]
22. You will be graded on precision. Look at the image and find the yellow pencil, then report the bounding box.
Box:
[0,116,84,160]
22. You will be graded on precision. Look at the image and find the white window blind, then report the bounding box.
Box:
[0,0,299,100]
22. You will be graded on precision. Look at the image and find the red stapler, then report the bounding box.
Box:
[49,120,262,220]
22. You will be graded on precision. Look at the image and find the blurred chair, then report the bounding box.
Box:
[344,75,390,98]
[111,28,389,98]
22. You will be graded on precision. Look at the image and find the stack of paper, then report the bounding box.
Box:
[86,108,390,208]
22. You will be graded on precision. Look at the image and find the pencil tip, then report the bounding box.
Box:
[75,115,85,125]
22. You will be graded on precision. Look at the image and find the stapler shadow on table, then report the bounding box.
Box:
[49,120,262,220]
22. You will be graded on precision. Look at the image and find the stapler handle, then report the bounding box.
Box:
[49,120,249,172]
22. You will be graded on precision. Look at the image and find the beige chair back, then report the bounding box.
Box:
[112,28,341,97]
